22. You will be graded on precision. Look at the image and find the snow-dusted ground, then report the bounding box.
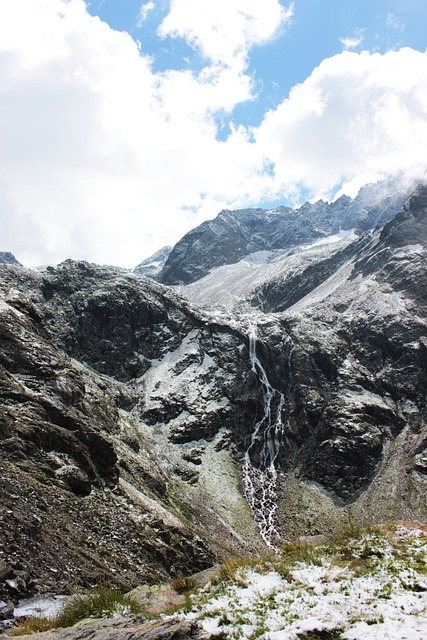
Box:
[180,527,427,639]
[13,595,70,619]
[178,231,358,311]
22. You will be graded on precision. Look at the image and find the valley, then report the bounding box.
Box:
[0,179,426,637]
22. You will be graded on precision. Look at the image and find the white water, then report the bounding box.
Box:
[242,324,286,547]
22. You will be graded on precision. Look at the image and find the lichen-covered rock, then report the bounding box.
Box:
[5,616,206,640]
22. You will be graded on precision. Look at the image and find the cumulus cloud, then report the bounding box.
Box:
[0,1,426,268]
[0,0,272,266]
[255,47,427,200]
[158,0,294,67]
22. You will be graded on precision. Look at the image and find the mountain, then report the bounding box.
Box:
[0,261,264,608]
[0,181,426,623]
[156,178,414,285]
[0,252,21,265]
[134,246,172,277]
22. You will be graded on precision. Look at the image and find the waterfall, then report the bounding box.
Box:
[242,324,286,548]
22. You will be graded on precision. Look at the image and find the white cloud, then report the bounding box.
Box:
[136,2,155,28]
[255,47,427,200]
[340,36,362,50]
[386,12,405,33]
[0,1,426,268]
[340,28,365,50]
[158,0,294,67]
[0,0,277,267]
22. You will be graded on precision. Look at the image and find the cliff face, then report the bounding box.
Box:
[0,260,269,605]
[0,183,426,606]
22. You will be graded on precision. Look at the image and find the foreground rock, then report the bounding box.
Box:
[6,616,207,640]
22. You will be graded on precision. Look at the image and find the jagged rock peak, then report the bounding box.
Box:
[0,251,21,265]
[134,246,173,277]
[157,176,415,285]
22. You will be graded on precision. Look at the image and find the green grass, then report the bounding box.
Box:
[171,575,197,594]
[277,540,324,580]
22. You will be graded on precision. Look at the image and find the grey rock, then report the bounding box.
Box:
[134,246,173,277]
[0,252,21,266]
[5,616,206,640]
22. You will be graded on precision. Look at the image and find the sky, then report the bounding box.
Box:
[1,1,427,267]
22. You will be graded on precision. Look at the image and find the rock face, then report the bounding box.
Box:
[0,251,21,265]
[0,261,263,606]
[7,616,206,640]
[134,246,172,278]
[175,183,427,537]
[157,178,413,285]
[0,181,426,609]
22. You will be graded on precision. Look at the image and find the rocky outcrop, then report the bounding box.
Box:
[6,616,206,640]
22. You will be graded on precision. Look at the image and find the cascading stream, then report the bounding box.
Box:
[242,324,286,548]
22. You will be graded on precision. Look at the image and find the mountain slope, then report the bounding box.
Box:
[249,185,427,529]
[178,185,427,535]
[0,262,264,604]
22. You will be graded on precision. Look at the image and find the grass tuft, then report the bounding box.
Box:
[171,576,197,594]
[11,585,144,635]
[212,555,272,587]
[278,540,323,579]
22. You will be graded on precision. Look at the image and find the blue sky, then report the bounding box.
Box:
[0,1,426,267]
[86,0,427,130]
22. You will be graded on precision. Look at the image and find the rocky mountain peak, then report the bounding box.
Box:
[134,246,172,277]
[156,177,415,285]
[0,251,21,265]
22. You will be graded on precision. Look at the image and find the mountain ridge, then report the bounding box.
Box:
[156,178,415,285]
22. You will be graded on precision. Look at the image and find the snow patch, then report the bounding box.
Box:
[14,595,70,619]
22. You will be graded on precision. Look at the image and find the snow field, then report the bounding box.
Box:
[179,527,427,639]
